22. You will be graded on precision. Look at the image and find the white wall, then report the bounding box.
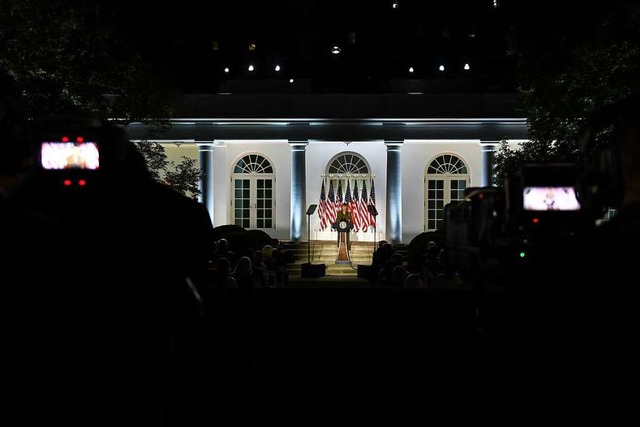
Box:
[217,140,292,240]
[400,139,483,241]
[160,138,526,243]
[305,140,387,244]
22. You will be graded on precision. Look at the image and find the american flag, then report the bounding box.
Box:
[351,180,361,232]
[326,179,336,227]
[317,179,327,231]
[359,179,369,232]
[344,180,355,230]
[368,178,377,227]
[335,180,343,212]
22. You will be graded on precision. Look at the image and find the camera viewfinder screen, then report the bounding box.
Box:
[40,142,99,170]
[523,186,581,211]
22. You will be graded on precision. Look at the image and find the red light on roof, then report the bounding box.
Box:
[76,136,84,143]
[61,136,69,142]
[78,179,87,186]
[63,179,72,186]
[532,217,540,224]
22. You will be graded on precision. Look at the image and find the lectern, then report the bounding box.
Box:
[301,204,326,278]
[332,219,354,264]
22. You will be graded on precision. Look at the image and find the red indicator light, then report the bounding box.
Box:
[76,136,84,143]
[532,217,540,224]
[78,179,87,186]
[63,179,72,186]
[61,136,69,142]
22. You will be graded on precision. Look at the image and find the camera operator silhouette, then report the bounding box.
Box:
[484,93,640,425]
[1,68,111,426]
[2,68,214,426]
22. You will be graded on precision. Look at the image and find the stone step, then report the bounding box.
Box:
[280,240,374,276]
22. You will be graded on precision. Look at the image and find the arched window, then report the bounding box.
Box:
[425,154,469,231]
[323,152,374,233]
[232,154,275,229]
[328,152,369,175]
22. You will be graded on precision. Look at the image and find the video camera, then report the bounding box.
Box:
[30,117,128,196]
[443,161,596,287]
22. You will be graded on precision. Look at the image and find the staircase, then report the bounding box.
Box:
[280,240,376,277]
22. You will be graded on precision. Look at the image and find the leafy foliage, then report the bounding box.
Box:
[164,156,203,199]
[0,0,200,197]
[493,1,640,186]
[133,141,169,183]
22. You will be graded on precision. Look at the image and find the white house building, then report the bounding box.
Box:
[125,92,528,244]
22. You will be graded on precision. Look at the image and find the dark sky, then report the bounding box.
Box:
[96,0,596,92]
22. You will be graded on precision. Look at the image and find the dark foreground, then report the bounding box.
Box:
[173,283,626,426]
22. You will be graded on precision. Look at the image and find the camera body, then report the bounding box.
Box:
[443,162,596,288]
[39,135,100,192]
[31,117,126,195]
[509,162,593,241]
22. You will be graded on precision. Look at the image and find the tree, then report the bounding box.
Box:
[164,156,202,196]
[0,0,202,198]
[492,1,640,186]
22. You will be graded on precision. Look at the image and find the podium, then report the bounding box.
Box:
[332,220,354,264]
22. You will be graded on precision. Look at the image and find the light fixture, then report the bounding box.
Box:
[409,67,414,73]
[331,45,342,54]
[464,63,470,70]
[275,65,281,72]
[224,67,230,73]
[289,78,294,83]
[248,64,254,72]
[439,65,445,72]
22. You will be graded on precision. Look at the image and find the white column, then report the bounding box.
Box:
[481,140,500,187]
[196,141,214,223]
[289,140,308,243]
[385,140,403,244]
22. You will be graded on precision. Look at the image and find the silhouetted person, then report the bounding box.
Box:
[1,69,113,426]
[404,272,427,288]
[375,250,404,287]
[213,237,238,270]
[116,140,212,427]
[372,240,391,265]
[251,249,269,287]
[9,105,209,426]
[424,240,442,287]
[261,244,279,286]
[568,94,640,426]
[233,255,256,288]
[483,94,640,426]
